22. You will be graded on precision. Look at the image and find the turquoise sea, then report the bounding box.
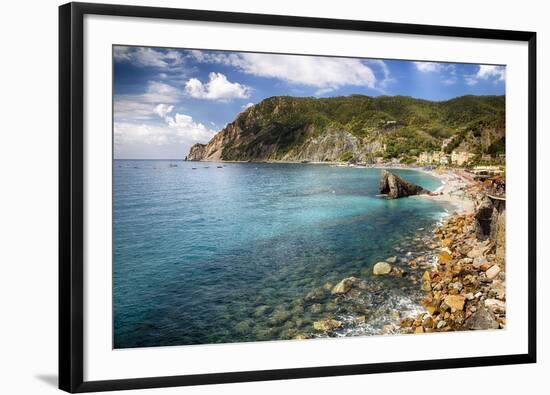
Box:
[113,160,448,348]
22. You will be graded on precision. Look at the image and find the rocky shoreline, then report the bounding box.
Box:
[294,169,506,339]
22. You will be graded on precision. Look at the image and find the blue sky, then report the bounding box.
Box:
[113,46,505,159]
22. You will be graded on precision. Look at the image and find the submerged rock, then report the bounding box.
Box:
[313,319,343,332]
[379,170,430,199]
[373,262,392,275]
[305,286,328,302]
[331,277,357,294]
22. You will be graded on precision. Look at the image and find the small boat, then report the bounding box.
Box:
[217,165,223,168]
[192,167,197,170]
[169,164,178,168]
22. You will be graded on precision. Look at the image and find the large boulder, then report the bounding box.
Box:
[379,170,430,199]
[373,262,392,275]
[464,307,499,330]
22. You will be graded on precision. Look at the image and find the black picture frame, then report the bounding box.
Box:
[59,2,537,392]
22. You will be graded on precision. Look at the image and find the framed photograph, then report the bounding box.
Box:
[59,2,537,392]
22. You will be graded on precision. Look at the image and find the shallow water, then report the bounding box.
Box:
[113,161,448,348]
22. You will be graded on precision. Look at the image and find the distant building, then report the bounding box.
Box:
[418,151,445,165]
[439,155,450,165]
[451,151,475,166]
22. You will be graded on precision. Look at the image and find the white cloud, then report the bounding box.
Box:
[241,102,255,110]
[114,81,181,121]
[442,77,457,85]
[476,65,506,81]
[464,65,505,85]
[114,113,216,147]
[114,99,159,121]
[141,81,180,103]
[114,46,183,69]
[114,123,172,146]
[414,61,444,73]
[465,76,478,86]
[189,51,379,90]
[185,72,250,101]
[165,114,216,141]
[153,103,174,118]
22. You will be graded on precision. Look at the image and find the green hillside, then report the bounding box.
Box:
[187,94,505,162]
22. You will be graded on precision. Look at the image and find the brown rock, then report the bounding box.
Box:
[444,295,465,311]
[484,298,506,315]
[467,247,484,259]
[331,277,357,294]
[313,319,342,332]
[373,262,392,276]
[422,271,431,282]
[439,251,452,265]
[414,326,424,334]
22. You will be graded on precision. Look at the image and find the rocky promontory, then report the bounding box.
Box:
[185,95,505,162]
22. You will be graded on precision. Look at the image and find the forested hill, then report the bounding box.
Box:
[186,94,505,162]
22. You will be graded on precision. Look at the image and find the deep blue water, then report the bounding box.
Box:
[113,161,447,348]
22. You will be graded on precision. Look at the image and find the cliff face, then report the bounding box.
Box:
[186,95,505,162]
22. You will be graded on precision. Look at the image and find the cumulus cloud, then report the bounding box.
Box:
[153,103,174,118]
[464,65,505,85]
[188,51,380,90]
[114,46,184,69]
[114,113,216,148]
[476,65,506,81]
[241,102,255,110]
[164,114,216,141]
[185,72,250,101]
[413,61,444,73]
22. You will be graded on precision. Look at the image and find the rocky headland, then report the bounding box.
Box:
[185,95,505,163]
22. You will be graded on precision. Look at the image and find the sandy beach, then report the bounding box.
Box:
[420,169,476,214]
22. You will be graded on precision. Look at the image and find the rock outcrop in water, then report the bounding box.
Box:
[379,170,430,199]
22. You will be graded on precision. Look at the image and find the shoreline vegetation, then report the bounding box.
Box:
[180,159,506,339]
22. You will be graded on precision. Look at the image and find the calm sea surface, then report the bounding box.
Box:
[113,160,447,348]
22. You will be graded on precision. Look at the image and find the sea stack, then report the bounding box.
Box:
[379,170,430,199]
